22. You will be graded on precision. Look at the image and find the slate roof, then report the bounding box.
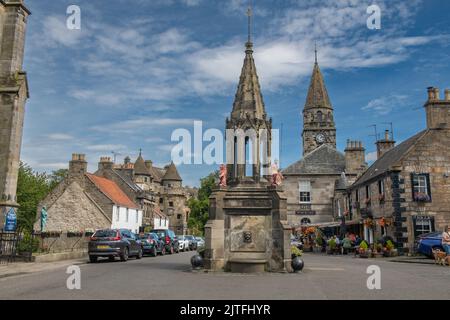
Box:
[283,144,345,175]
[304,62,333,111]
[86,174,139,209]
[335,172,349,190]
[162,162,182,181]
[112,169,141,193]
[352,130,428,187]
[134,154,152,176]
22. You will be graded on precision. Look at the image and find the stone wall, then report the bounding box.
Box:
[35,181,111,232]
[284,174,341,226]
[162,188,187,234]
[401,129,450,249]
[37,232,91,254]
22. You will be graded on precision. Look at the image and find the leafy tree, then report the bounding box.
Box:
[16,162,52,232]
[49,169,68,190]
[187,172,218,236]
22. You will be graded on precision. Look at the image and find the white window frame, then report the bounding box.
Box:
[299,180,312,204]
[414,175,428,194]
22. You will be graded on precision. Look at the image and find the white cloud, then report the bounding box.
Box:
[86,144,127,152]
[362,95,409,115]
[40,16,85,47]
[180,0,202,6]
[92,117,200,133]
[47,133,74,141]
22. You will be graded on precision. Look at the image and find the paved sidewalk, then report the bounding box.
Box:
[0,259,87,279]
[304,252,436,265]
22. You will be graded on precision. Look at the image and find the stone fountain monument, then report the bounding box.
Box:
[204,9,292,273]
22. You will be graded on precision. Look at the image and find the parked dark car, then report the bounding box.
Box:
[415,232,443,257]
[184,235,198,251]
[139,232,166,256]
[151,229,179,254]
[88,229,143,263]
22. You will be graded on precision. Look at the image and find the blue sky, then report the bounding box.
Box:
[22,0,450,187]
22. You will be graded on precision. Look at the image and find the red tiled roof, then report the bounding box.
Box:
[86,174,139,209]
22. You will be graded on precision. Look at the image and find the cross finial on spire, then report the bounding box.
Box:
[246,0,253,51]
[247,4,252,43]
[139,148,142,157]
[314,41,318,64]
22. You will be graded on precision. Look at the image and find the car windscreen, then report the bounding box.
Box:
[152,231,166,238]
[185,236,193,240]
[93,230,117,238]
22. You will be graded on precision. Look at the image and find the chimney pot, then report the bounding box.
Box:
[427,87,435,101]
[434,88,440,100]
[385,130,390,141]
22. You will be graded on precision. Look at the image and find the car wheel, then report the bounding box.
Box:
[151,247,157,257]
[169,246,174,255]
[136,248,143,260]
[161,247,166,256]
[175,245,180,254]
[120,247,129,262]
[89,255,98,263]
[109,256,115,262]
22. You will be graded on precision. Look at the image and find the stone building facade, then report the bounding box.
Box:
[96,151,192,235]
[0,0,30,229]
[35,154,143,233]
[283,58,367,228]
[339,87,450,253]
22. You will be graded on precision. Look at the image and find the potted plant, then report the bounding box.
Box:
[327,238,337,255]
[359,240,369,258]
[373,242,383,258]
[383,240,396,257]
[414,192,430,202]
[291,246,304,273]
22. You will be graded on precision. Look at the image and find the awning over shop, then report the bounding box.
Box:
[343,220,362,226]
[295,221,342,229]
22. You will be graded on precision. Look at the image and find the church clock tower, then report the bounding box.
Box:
[302,50,336,156]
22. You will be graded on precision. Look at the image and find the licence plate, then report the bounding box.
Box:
[97,245,110,250]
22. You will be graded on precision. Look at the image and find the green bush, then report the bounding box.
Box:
[291,246,303,257]
[17,232,40,254]
[328,238,336,250]
[359,240,369,250]
[386,240,395,251]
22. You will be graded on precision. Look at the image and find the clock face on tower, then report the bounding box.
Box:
[316,133,326,144]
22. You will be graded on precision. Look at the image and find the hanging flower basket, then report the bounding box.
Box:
[414,192,430,202]
[363,219,375,228]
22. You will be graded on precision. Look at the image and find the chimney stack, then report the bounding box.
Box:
[69,154,87,180]
[425,87,450,130]
[376,130,395,159]
[345,140,367,176]
[98,156,113,171]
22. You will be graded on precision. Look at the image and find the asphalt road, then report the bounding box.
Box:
[0,252,449,300]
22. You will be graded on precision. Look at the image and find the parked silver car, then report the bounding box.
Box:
[195,236,205,249]
[177,235,191,252]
